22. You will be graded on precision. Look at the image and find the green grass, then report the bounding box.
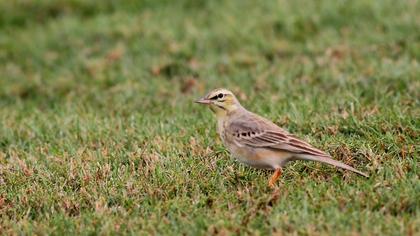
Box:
[0,0,419,235]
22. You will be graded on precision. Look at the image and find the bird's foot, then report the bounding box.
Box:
[268,168,282,188]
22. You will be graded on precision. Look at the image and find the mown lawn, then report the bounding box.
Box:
[0,0,419,235]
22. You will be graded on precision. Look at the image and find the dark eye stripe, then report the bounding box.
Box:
[210,93,225,100]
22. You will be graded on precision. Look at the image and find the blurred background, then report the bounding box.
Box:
[1,0,418,109]
[0,0,419,234]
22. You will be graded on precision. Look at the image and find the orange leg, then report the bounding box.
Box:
[268,168,282,188]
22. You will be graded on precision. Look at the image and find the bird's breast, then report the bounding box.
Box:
[216,118,227,142]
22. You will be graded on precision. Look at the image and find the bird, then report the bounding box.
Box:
[195,88,369,187]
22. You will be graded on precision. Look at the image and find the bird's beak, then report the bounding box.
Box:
[195,97,212,104]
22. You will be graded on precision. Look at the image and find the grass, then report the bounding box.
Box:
[0,0,419,235]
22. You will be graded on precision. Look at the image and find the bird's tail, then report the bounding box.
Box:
[296,154,369,177]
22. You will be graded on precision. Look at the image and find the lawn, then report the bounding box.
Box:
[0,0,419,235]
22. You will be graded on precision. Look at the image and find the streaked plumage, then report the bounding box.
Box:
[196,88,368,187]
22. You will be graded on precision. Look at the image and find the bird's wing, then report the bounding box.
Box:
[228,115,328,157]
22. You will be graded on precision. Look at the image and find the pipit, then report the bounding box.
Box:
[195,88,368,187]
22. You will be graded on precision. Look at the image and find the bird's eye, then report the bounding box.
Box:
[218,93,224,99]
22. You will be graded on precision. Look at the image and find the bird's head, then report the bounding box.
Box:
[195,88,241,117]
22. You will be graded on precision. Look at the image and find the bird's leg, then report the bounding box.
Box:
[268,168,282,188]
